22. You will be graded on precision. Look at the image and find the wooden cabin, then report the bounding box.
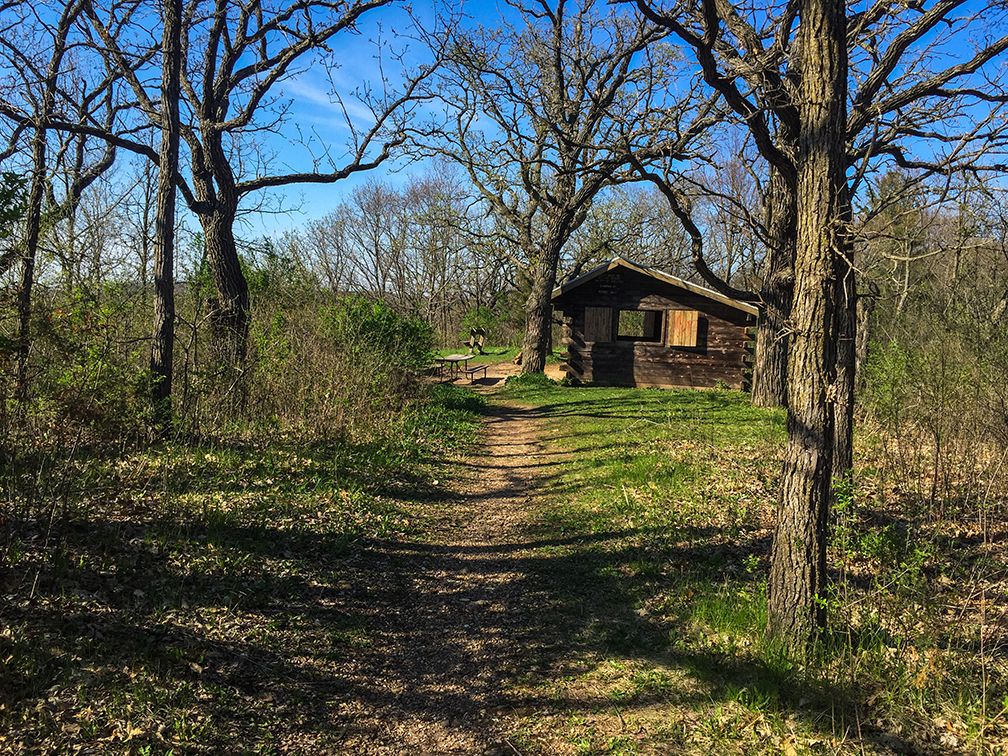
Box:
[551,258,758,389]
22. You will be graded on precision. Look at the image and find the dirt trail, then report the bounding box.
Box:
[332,366,560,755]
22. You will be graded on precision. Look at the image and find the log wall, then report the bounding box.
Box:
[553,267,756,389]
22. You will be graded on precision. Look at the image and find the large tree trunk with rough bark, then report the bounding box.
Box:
[150,0,181,427]
[767,0,847,649]
[200,205,250,369]
[521,229,565,375]
[752,166,796,408]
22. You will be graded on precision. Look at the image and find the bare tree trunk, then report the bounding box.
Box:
[752,166,795,408]
[522,229,565,375]
[139,161,154,309]
[16,132,46,407]
[767,0,847,649]
[15,122,49,409]
[150,0,181,427]
[833,192,856,483]
[201,206,249,368]
[16,1,81,407]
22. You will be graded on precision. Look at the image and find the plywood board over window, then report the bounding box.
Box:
[665,309,698,347]
[584,306,614,342]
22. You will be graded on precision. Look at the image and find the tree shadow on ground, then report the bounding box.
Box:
[0,394,966,755]
[2,474,841,754]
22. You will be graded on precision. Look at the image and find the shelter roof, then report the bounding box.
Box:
[551,257,759,316]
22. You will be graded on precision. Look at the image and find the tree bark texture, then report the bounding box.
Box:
[150,0,182,426]
[752,166,796,408]
[522,229,565,375]
[17,127,46,407]
[200,205,249,369]
[767,0,847,648]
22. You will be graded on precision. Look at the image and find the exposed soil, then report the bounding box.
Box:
[330,361,564,754]
[8,361,991,754]
[2,359,592,756]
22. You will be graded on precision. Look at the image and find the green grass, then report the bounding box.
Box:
[500,382,784,538]
[492,380,1008,755]
[434,345,562,364]
[5,377,1006,754]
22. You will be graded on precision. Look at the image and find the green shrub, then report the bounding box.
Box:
[229,294,436,441]
[18,285,150,443]
[325,296,434,373]
[458,305,500,344]
[504,372,557,388]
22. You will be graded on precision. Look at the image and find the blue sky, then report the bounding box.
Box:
[229,0,567,240]
[220,0,1008,242]
[232,1,467,240]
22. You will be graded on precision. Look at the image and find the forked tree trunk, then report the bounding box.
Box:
[521,229,565,375]
[767,0,847,649]
[752,166,796,408]
[150,0,182,427]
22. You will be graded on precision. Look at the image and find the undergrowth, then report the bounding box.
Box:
[5,372,1007,754]
[0,382,484,754]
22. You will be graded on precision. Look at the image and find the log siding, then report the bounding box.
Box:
[552,258,757,390]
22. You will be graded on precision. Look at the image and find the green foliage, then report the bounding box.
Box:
[0,377,484,750]
[504,371,558,388]
[498,286,530,347]
[862,297,1007,516]
[859,174,1008,523]
[182,232,216,301]
[242,237,309,296]
[458,304,500,343]
[325,295,434,373]
[425,381,487,416]
[16,285,151,444]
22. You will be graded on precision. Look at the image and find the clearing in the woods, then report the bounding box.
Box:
[3,364,1006,755]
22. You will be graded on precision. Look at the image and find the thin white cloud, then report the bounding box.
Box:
[284,74,381,129]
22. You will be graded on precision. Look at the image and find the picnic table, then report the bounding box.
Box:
[436,353,474,380]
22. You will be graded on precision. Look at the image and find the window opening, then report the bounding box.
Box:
[617,309,663,342]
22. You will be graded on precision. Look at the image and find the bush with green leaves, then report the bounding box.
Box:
[325,296,434,374]
[861,257,1008,518]
[232,293,435,441]
[458,305,500,345]
[14,285,150,443]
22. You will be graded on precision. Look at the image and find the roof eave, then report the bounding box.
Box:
[551,257,759,316]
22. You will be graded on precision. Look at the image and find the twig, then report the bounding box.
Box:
[624,418,663,434]
[611,701,627,730]
[503,736,525,756]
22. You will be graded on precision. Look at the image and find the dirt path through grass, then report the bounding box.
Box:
[13,375,994,755]
[332,399,559,755]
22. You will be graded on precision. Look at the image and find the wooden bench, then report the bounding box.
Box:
[462,364,488,382]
